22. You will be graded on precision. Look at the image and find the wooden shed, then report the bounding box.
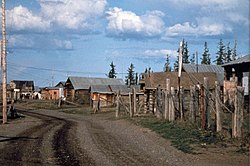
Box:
[65,76,124,104]
[41,87,59,100]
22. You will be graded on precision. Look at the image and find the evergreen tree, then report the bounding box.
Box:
[225,42,232,63]
[164,54,171,72]
[107,61,117,78]
[232,40,237,61]
[201,42,211,64]
[183,41,190,63]
[125,63,135,86]
[190,53,195,64]
[214,39,225,65]
[173,55,179,72]
[144,68,148,73]
[135,73,138,85]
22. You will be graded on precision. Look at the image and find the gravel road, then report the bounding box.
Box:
[0,107,248,166]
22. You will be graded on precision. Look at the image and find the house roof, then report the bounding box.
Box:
[10,80,34,89]
[183,64,224,85]
[67,76,124,90]
[221,54,250,67]
[55,81,66,87]
[90,84,140,94]
[144,72,218,90]
[42,87,59,90]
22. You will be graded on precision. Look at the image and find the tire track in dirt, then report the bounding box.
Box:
[0,109,95,166]
[86,120,155,166]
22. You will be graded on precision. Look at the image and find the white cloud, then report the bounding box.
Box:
[165,21,232,37]
[40,0,107,30]
[106,7,165,39]
[144,49,177,58]
[7,5,50,32]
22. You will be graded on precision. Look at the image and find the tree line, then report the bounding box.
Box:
[166,39,237,72]
[107,39,238,84]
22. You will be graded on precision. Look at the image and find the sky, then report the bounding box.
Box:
[1,0,249,86]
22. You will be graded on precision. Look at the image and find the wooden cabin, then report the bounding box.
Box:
[65,76,124,104]
[9,80,34,100]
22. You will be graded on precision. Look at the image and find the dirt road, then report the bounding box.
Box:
[0,108,248,166]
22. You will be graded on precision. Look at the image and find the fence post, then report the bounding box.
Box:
[129,92,133,117]
[149,90,154,114]
[215,81,222,132]
[169,87,175,121]
[116,91,120,118]
[204,77,210,129]
[200,84,205,129]
[133,87,137,115]
[180,86,184,120]
[165,79,170,120]
[232,86,244,138]
[190,85,195,122]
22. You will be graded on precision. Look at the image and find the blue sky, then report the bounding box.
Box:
[2,0,250,86]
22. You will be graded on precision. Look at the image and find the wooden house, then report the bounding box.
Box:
[221,54,250,96]
[139,71,218,113]
[41,87,60,100]
[9,80,34,100]
[90,84,140,108]
[182,64,224,86]
[65,76,124,104]
[55,81,66,99]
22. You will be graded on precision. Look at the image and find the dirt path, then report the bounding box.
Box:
[0,108,249,166]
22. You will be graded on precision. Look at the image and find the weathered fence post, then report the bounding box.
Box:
[215,81,222,132]
[164,79,170,120]
[129,92,133,117]
[116,91,120,118]
[204,77,210,129]
[180,86,184,120]
[190,85,195,122]
[232,86,244,138]
[169,87,175,121]
[133,87,137,115]
[200,84,205,129]
[156,87,162,118]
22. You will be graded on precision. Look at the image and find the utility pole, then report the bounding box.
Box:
[2,0,7,124]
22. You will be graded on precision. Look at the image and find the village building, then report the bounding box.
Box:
[221,54,250,96]
[55,81,66,99]
[9,80,34,100]
[139,72,219,113]
[90,84,140,109]
[182,64,224,86]
[41,87,60,100]
[64,76,124,104]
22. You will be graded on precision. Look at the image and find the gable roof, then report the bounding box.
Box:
[144,72,218,90]
[90,84,140,94]
[221,54,250,67]
[183,64,224,85]
[55,81,66,87]
[10,80,34,89]
[67,76,124,90]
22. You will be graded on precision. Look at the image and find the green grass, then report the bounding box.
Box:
[130,116,222,154]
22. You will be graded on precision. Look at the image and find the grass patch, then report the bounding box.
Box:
[130,116,222,154]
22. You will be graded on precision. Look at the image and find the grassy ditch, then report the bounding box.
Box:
[130,116,224,154]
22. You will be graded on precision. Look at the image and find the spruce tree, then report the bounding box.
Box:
[201,42,211,64]
[232,40,237,61]
[125,63,135,86]
[174,55,179,72]
[107,61,117,78]
[214,39,225,65]
[225,42,232,63]
[183,41,190,64]
[190,53,195,64]
[164,54,171,72]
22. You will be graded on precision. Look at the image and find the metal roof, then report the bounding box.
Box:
[90,84,140,94]
[221,54,250,67]
[183,64,224,85]
[183,64,224,73]
[68,77,124,90]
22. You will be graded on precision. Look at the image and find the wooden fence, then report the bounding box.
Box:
[116,77,246,138]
